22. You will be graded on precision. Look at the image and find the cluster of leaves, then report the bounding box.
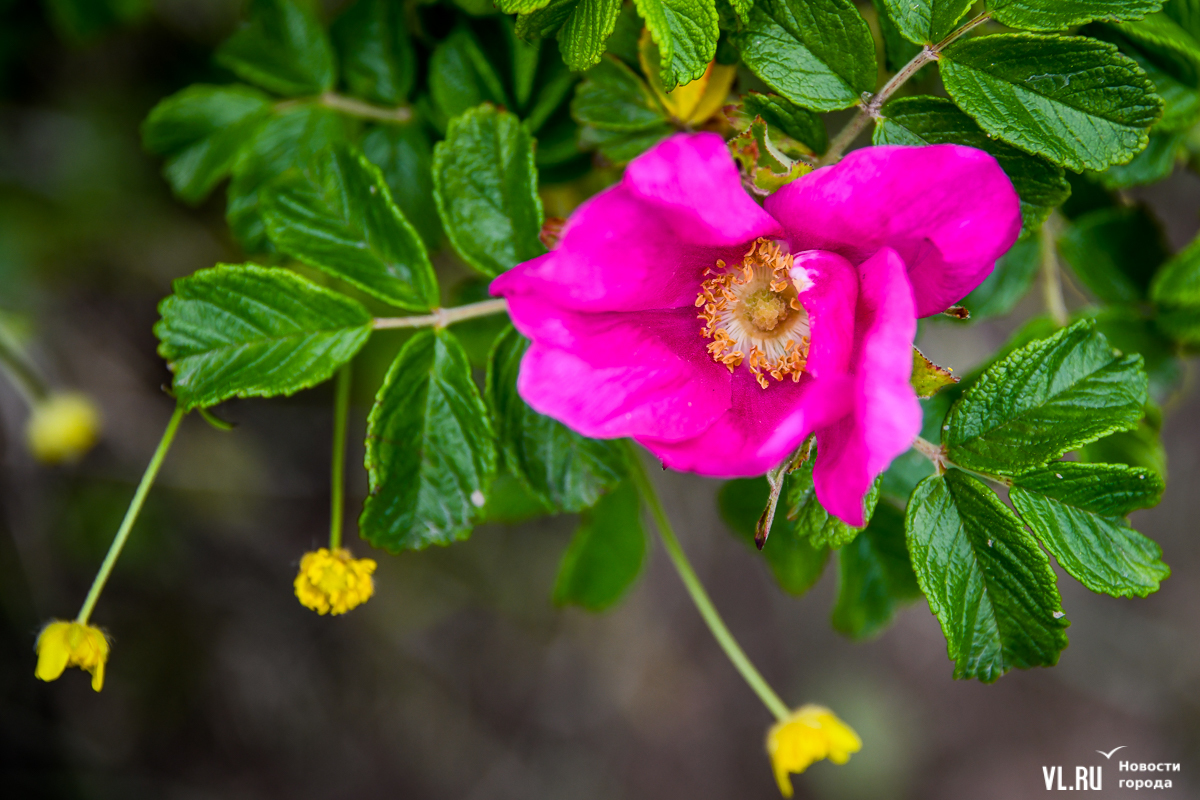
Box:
[142,0,1198,679]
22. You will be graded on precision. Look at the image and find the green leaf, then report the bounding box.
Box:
[1087,308,1182,399]
[989,0,1165,31]
[487,326,626,512]
[360,329,498,551]
[905,470,1069,682]
[741,92,828,154]
[1109,11,1200,86]
[945,320,1148,475]
[141,84,271,204]
[961,232,1041,319]
[360,122,443,251]
[1058,206,1168,304]
[516,0,580,41]
[1080,405,1167,476]
[1093,130,1183,188]
[1010,463,1168,598]
[501,0,555,12]
[633,0,719,90]
[1165,0,1200,37]
[1097,22,1200,132]
[226,104,348,253]
[154,264,372,410]
[433,105,545,277]
[832,503,921,640]
[553,481,647,610]
[940,33,1163,172]
[215,0,336,96]
[331,0,415,105]
[1151,230,1200,304]
[559,0,624,72]
[787,453,880,549]
[878,0,972,45]
[579,124,675,163]
[571,55,669,131]
[871,0,924,71]
[874,95,1070,229]
[261,144,437,311]
[911,347,960,398]
[736,0,876,111]
[429,27,511,123]
[719,477,830,596]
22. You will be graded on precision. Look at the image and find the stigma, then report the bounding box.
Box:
[696,238,811,389]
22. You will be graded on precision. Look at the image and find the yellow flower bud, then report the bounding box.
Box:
[294,548,377,615]
[35,620,110,692]
[767,704,862,797]
[26,392,102,465]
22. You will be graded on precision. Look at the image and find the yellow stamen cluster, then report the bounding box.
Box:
[294,548,377,615]
[767,704,862,797]
[35,620,110,692]
[26,392,102,464]
[697,239,810,388]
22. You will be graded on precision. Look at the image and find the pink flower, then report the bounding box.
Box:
[491,134,1020,525]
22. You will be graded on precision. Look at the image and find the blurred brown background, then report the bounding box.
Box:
[1,1,1198,798]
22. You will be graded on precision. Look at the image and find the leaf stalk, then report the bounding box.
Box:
[374,298,510,330]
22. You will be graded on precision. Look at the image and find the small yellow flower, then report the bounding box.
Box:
[34,620,110,692]
[767,704,862,797]
[26,392,102,464]
[294,548,376,615]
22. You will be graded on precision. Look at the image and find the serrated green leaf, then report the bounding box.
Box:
[155,264,371,410]
[741,92,828,154]
[736,0,875,111]
[905,471,1069,682]
[1010,462,1168,598]
[553,480,647,610]
[719,477,830,596]
[360,122,443,250]
[261,144,437,311]
[945,320,1148,475]
[1093,130,1183,188]
[429,27,511,123]
[360,329,497,551]
[487,326,626,512]
[961,232,1041,319]
[227,104,348,253]
[874,95,1070,229]
[331,0,415,105]
[1110,11,1200,86]
[1151,230,1200,304]
[1087,308,1181,399]
[516,0,580,41]
[787,453,880,549]
[989,0,1165,31]
[832,503,921,640]
[433,105,545,277]
[215,0,336,96]
[633,0,719,90]
[1096,22,1200,131]
[1058,206,1167,304]
[571,55,668,131]
[560,0,623,72]
[141,84,271,204]
[879,0,972,45]
[941,33,1163,172]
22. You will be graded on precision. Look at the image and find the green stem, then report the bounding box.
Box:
[373,298,509,330]
[76,404,186,625]
[912,435,1012,487]
[626,443,791,722]
[274,93,413,124]
[329,365,351,550]
[1040,214,1069,327]
[0,332,48,404]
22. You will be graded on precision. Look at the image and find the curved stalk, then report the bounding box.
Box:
[329,365,351,550]
[374,298,509,330]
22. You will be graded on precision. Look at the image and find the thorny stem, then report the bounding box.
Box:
[626,443,792,722]
[275,93,413,124]
[76,404,186,625]
[374,298,509,330]
[329,365,351,551]
[818,13,991,166]
[0,332,48,404]
[1040,213,1070,327]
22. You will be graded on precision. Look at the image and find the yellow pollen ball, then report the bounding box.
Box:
[294,548,377,615]
[35,620,110,692]
[766,705,862,797]
[744,289,790,332]
[26,392,102,465]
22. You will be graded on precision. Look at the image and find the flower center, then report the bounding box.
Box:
[696,238,811,389]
